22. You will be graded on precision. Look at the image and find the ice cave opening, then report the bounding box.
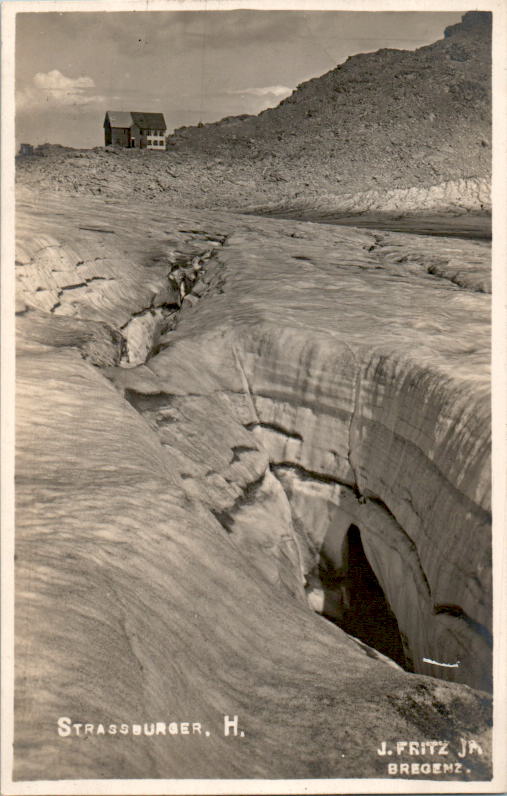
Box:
[318,524,409,669]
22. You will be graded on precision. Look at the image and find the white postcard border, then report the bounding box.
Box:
[2,1,506,793]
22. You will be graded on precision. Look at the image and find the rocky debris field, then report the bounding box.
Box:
[168,11,491,203]
[16,12,491,220]
[15,189,492,780]
[16,146,492,230]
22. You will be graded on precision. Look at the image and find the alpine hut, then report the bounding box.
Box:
[103,111,167,150]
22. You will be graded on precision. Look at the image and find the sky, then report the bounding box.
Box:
[15,10,464,149]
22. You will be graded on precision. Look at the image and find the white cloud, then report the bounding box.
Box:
[17,70,104,112]
[33,70,95,92]
[228,85,293,98]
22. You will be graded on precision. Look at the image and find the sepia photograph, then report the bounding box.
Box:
[1,0,506,792]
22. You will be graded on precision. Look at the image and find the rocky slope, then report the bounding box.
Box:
[168,10,491,210]
[16,12,491,219]
[15,190,492,780]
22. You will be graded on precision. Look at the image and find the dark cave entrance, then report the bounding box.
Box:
[318,524,409,669]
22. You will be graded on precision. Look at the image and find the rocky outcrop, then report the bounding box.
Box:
[14,191,492,780]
